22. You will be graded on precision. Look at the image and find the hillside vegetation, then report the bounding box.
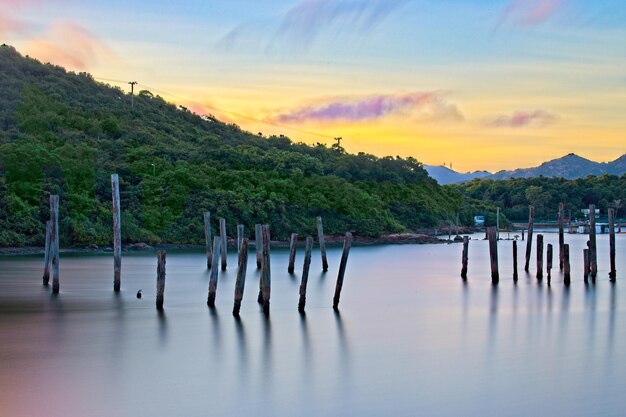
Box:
[0,45,474,247]
[454,175,626,222]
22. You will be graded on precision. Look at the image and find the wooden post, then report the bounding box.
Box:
[513,240,518,282]
[207,236,222,307]
[42,220,51,286]
[220,218,227,271]
[288,233,298,274]
[298,236,313,312]
[260,224,271,314]
[558,202,564,270]
[237,224,244,262]
[521,228,525,241]
[524,206,534,272]
[50,195,60,294]
[156,251,166,310]
[609,208,616,281]
[546,243,553,282]
[317,216,328,272]
[460,236,469,279]
[203,211,212,269]
[255,224,262,269]
[536,234,543,280]
[563,244,570,285]
[233,238,249,316]
[111,174,122,292]
[588,204,597,279]
[583,249,589,282]
[333,232,353,309]
[487,227,499,284]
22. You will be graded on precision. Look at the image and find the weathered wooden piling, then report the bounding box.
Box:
[460,236,469,279]
[588,204,597,279]
[288,233,298,274]
[512,240,518,282]
[156,251,166,310]
[42,220,51,286]
[207,236,222,307]
[536,234,543,280]
[558,202,565,270]
[316,216,328,272]
[233,238,249,316]
[333,232,353,309]
[546,243,553,282]
[255,224,262,269]
[237,224,244,262]
[608,208,616,281]
[583,248,590,283]
[50,195,60,294]
[487,227,499,284]
[524,206,534,272]
[298,236,313,312]
[563,244,570,285]
[111,174,122,292]
[260,224,271,314]
[203,211,212,269]
[220,218,227,271]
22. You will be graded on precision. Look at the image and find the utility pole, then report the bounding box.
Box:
[128,81,138,108]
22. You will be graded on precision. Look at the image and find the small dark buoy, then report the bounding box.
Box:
[136,290,142,299]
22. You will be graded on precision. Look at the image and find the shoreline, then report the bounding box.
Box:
[0,232,468,256]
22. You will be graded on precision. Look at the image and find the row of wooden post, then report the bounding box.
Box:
[463,203,618,284]
[41,178,352,313]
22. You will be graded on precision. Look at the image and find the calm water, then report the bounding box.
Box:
[1,233,624,417]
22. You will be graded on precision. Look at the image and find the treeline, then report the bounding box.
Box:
[0,45,481,247]
[453,175,626,222]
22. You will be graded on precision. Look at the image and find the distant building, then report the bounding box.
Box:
[581,208,600,217]
[474,215,485,226]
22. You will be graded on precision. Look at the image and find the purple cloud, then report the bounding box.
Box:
[271,92,463,124]
[488,110,557,128]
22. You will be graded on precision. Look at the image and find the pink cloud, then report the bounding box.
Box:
[270,92,463,124]
[23,21,119,71]
[488,110,557,128]
[498,0,564,27]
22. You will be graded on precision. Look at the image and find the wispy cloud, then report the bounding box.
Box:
[497,0,565,28]
[487,110,556,128]
[217,0,411,51]
[270,92,463,124]
[23,21,119,71]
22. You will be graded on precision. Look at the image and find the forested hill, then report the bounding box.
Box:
[0,45,473,247]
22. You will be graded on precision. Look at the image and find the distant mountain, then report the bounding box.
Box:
[424,165,491,184]
[488,153,626,180]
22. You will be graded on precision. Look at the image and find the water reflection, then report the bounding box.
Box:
[157,310,167,347]
[488,284,499,352]
[209,306,221,352]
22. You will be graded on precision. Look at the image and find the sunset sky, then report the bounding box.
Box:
[1,0,625,172]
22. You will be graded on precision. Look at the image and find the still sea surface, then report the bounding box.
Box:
[0,233,624,417]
